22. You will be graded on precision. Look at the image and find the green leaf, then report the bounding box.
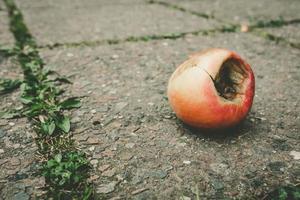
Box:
[48,121,56,135]
[54,153,62,163]
[0,79,22,94]
[0,110,21,119]
[20,96,33,104]
[59,97,81,109]
[83,185,93,200]
[56,116,70,133]
[47,159,57,168]
[54,77,72,84]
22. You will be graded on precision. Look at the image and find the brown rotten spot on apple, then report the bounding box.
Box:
[213,57,248,100]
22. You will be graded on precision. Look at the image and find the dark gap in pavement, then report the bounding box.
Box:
[38,26,238,49]
[149,0,300,50]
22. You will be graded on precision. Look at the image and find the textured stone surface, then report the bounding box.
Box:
[14,0,220,45]
[263,24,300,45]
[0,1,15,47]
[2,0,299,199]
[158,0,300,23]
[40,32,300,199]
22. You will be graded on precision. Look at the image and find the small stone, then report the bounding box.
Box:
[10,157,21,166]
[240,24,249,33]
[89,146,95,151]
[289,151,300,160]
[183,160,191,165]
[125,143,135,149]
[0,149,4,154]
[67,53,74,57]
[97,181,118,194]
[102,168,116,177]
[13,143,21,149]
[98,164,110,172]
[90,159,99,166]
[111,54,119,59]
[9,122,15,126]
[91,109,97,114]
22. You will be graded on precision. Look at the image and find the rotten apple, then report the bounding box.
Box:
[167,48,255,130]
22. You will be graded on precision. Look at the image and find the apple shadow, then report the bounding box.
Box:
[175,115,261,143]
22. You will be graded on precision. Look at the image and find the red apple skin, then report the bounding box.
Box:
[167,48,255,130]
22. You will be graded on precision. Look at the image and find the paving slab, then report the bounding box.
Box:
[262,24,300,45]
[40,32,300,199]
[0,1,15,47]
[0,56,40,198]
[14,0,220,46]
[158,0,300,23]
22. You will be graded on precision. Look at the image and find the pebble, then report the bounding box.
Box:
[111,54,119,59]
[90,159,99,166]
[183,160,191,165]
[289,151,300,160]
[67,53,74,57]
[91,109,97,114]
[9,122,15,126]
[0,149,4,154]
[97,181,118,194]
[89,146,95,151]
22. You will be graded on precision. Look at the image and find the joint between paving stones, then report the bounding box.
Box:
[2,0,95,198]
[39,26,239,50]
[149,0,300,50]
[147,0,212,19]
